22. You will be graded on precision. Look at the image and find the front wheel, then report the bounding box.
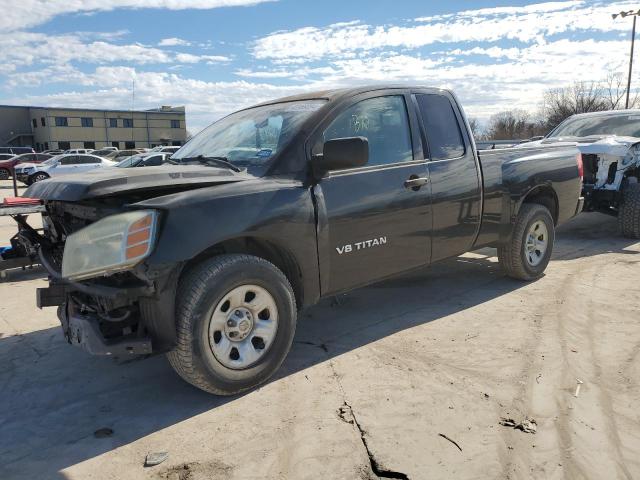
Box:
[618,183,640,239]
[498,204,555,281]
[30,172,49,183]
[167,254,297,395]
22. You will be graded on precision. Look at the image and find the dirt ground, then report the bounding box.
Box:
[0,179,638,480]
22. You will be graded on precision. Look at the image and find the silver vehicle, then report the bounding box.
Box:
[522,110,640,238]
[15,154,116,185]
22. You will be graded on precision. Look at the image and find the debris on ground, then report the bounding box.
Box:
[438,433,462,452]
[145,451,169,467]
[93,427,114,438]
[499,417,537,434]
[574,379,584,398]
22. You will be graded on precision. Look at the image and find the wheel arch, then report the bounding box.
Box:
[181,236,305,309]
[517,184,559,225]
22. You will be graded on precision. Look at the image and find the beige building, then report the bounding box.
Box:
[1,105,186,151]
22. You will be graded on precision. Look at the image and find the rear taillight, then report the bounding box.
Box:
[576,153,584,181]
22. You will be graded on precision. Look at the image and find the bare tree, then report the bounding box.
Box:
[485,110,546,140]
[541,81,609,130]
[604,72,640,110]
[467,117,483,139]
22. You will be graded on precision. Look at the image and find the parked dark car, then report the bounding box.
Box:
[25,85,583,395]
[115,152,171,168]
[0,146,34,155]
[0,153,51,179]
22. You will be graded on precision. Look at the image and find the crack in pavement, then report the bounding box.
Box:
[338,402,409,480]
[296,340,409,479]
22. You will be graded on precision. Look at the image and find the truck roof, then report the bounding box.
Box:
[252,84,451,108]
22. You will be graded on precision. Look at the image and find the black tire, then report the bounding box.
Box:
[30,172,49,183]
[0,169,9,180]
[618,183,640,239]
[498,203,555,281]
[167,254,297,395]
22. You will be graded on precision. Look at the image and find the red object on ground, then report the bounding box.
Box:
[3,197,42,206]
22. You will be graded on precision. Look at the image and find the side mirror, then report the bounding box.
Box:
[314,137,368,175]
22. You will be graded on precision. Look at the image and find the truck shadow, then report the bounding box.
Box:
[0,212,637,479]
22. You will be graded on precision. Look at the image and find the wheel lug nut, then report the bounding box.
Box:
[229,332,237,338]
[227,319,237,327]
[235,310,242,316]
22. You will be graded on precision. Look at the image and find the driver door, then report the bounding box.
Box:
[314,92,432,295]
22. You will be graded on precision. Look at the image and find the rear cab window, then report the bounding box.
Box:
[415,94,465,160]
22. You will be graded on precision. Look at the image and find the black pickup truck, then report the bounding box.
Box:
[24,86,583,395]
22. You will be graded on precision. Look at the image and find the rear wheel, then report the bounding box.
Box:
[167,254,297,395]
[618,183,640,239]
[498,203,555,281]
[30,172,49,183]
[0,169,9,180]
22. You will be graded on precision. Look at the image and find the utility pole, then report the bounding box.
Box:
[613,9,640,109]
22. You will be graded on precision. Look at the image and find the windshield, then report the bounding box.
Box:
[172,100,326,172]
[41,155,64,166]
[116,155,143,168]
[549,113,640,138]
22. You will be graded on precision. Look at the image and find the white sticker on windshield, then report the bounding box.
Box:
[283,102,324,112]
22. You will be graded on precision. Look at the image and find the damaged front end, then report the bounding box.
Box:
[580,137,640,213]
[26,200,180,356]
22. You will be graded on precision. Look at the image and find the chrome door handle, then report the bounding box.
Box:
[404,176,430,190]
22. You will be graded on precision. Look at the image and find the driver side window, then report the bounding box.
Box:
[323,96,413,167]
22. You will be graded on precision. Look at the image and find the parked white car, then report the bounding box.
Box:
[15,153,116,185]
[150,145,181,154]
[63,149,94,154]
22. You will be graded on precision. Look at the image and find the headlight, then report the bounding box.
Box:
[62,210,159,281]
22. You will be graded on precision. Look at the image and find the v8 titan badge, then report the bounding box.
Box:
[336,236,387,255]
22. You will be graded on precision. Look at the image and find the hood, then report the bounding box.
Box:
[15,162,38,171]
[24,164,254,201]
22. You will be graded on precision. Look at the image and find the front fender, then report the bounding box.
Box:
[134,178,320,305]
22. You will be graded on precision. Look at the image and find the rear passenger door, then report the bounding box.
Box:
[54,155,82,176]
[78,155,102,172]
[413,92,481,261]
[313,92,432,295]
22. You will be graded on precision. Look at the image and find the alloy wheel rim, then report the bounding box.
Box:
[208,284,278,369]
[524,220,548,267]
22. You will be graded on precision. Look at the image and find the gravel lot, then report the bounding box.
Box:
[0,179,638,480]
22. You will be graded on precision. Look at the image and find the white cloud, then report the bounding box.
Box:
[0,0,277,32]
[253,1,636,62]
[159,37,191,47]
[5,68,306,132]
[0,32,229,69]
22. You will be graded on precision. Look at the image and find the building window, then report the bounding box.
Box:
[123,118,134,128]
[41,117,46,127]
[170,119,180,128]
[171,141,182,146]
[125,141,135,149]
[81,117,93,127]
[111,141,120,148]
[36,143,41,151]
[32,119,37,129]
[58,141,70,150]
[55,117,68,127]
[109,118,118,128]
[44,142,49,150]
[83,141,96,149]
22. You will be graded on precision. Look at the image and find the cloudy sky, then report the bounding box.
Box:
[0,0,635,132]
